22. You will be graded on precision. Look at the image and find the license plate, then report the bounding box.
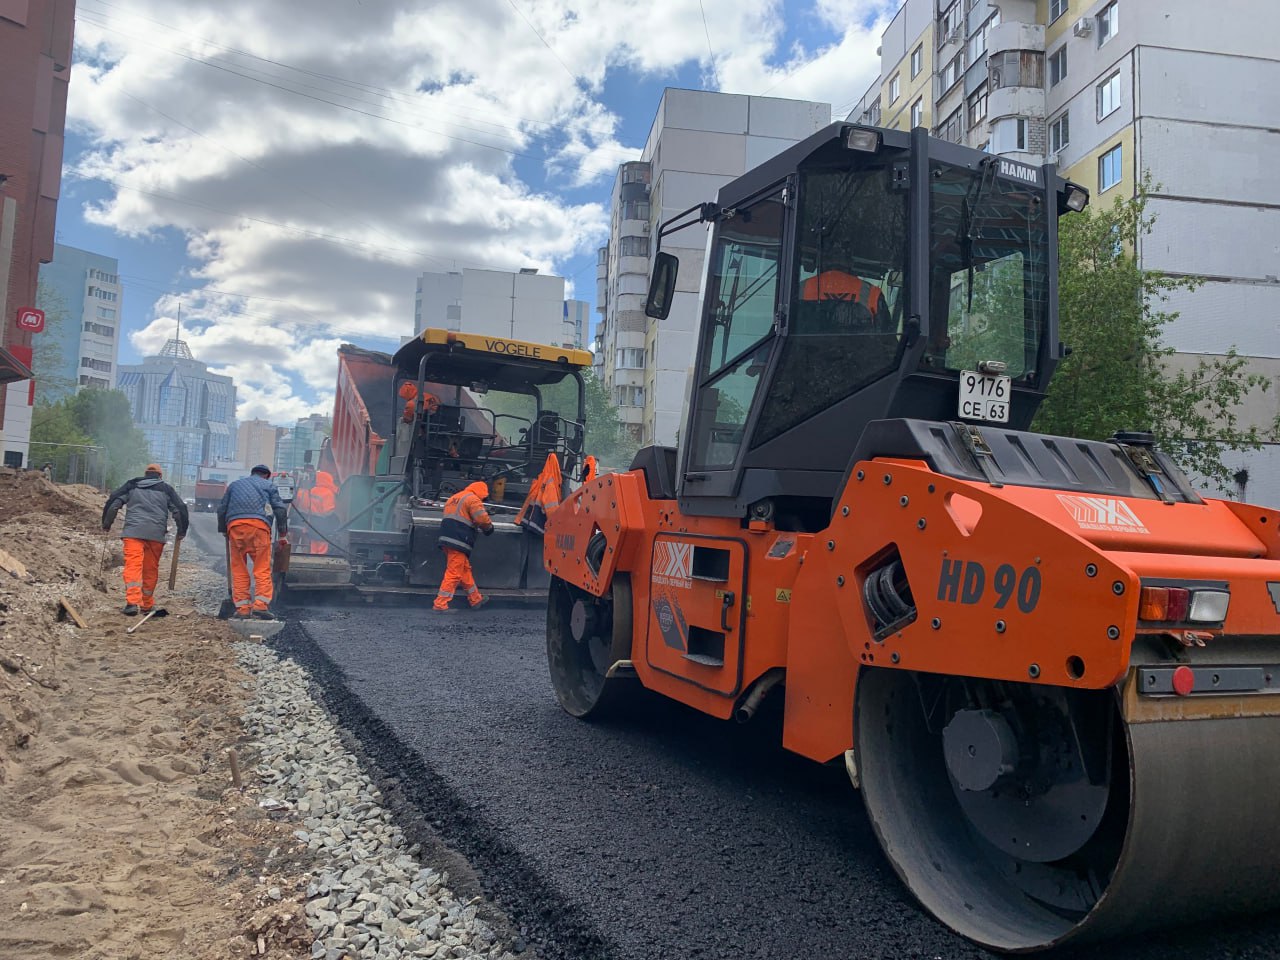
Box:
[959,371,1011,423]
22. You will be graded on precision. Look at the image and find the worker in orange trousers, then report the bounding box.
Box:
[102,463,189,616]
[434,481,493,611]
[217,464,289,619]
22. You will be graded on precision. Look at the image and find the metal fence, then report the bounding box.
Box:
[28,441,108,490]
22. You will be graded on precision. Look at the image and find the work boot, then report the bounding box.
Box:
[251,609,275,621]
[235,608,252,619]
[432,606,457,614]
[468,597,488,611]
[121,603,140,616]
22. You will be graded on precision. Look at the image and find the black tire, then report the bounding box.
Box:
[546,574,636,720]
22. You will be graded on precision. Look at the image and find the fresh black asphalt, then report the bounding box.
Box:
[273,605,1280,960]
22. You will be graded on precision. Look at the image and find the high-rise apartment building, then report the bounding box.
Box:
[596,89,831,447]
[849,0,1279,504]
[413,267,587,348]
[116,337,237,494]
[0,0,76,467]
[36,243,122,398]
[275,413,331,474]
[237,417,281,471]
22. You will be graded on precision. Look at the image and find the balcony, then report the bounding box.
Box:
[988,20,1043,56]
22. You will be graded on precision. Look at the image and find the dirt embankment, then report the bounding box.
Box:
[0,469,309,958]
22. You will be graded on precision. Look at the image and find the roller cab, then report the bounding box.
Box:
[543,122,1280,951]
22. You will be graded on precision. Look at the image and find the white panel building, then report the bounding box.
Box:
[596,89,830,448]
[414,267,585,348]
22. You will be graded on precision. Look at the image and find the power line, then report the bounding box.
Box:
[503,0,581,86]
[698,0,721,90]
[75,3,640,163]
[110,85,457,270]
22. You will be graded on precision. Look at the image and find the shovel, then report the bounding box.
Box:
[217,536,236,620]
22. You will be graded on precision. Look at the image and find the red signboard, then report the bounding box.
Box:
[15,307,45,333]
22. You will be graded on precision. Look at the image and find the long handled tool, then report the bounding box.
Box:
[125,606,168,634]
[167,536,181,590]
[217,535,236,620]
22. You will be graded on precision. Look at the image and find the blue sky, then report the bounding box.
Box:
[58,0,895,424]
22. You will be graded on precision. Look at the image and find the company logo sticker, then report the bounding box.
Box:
[653,540,694,589]
[1056,494,1150,534]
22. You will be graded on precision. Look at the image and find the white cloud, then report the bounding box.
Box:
[67,0,895,425]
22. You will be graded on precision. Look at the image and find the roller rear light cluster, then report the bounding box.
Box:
[1138,582,1230,626]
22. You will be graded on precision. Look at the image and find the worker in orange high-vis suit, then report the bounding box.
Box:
[102,464,189,616]
[434,481,494,612]
[400,381,440,422]
[800,269,890,328]
[294,470,338,555]
[217,464,289,619]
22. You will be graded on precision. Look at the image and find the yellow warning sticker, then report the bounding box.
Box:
[775,588,792,603]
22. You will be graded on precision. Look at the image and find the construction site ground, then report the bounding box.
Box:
[0,470,310,958]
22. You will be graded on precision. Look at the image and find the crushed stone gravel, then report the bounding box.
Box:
[236,640,521,960]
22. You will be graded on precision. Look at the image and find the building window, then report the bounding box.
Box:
[1096,70,1121,119]
[935,107,964,144]
[97,306,116,320]
[1097,2,1118,46]
[911,98,923,128]
[1048,46,1067,87]
[1049,112,1070,154]
[80,357,113,373]
[968,82,988,126]
[967,10,1000,63]
[79,375,109,388]
[939,50,965,94]
[991,50,1044,89]
[890,73,900,102]
[614,385,645,407]
[618,236,650,258]
[1099,143,1123,192]
[621,200,650,222]
[910,45,923,78]
[1014,118,1027,151]
[939,1,962,42]
[83,321,115,337]
[1049,0,1069,22]
[616,348,645,370]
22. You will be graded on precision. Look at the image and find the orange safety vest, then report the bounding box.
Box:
[438,482,492,555]
[800,270,884,314]
[516,453,563,535]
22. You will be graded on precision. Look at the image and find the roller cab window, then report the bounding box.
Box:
[753,162,909,447]
[688,188,786,471]
[924,161,1049,385]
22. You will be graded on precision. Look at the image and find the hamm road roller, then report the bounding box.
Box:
[543,123,1280,951]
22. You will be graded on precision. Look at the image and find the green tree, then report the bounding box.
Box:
[28,400,92,481]
[1033,176,1277,491]
[32,389,152,488]
[68,389,152,488]
[583,371,639,470]
[32,279,77,400]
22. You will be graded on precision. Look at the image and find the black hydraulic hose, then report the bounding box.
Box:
[290,480,407,556]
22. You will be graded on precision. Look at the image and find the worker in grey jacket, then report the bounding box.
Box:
[102,463,189,616]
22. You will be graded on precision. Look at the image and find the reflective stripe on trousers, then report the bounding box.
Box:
[434,548,483,610]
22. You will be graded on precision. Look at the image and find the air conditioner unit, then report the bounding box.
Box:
[640,221,651,234]
[1072,16,1093,37]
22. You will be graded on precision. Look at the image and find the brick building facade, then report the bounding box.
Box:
[0,0,76,466]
